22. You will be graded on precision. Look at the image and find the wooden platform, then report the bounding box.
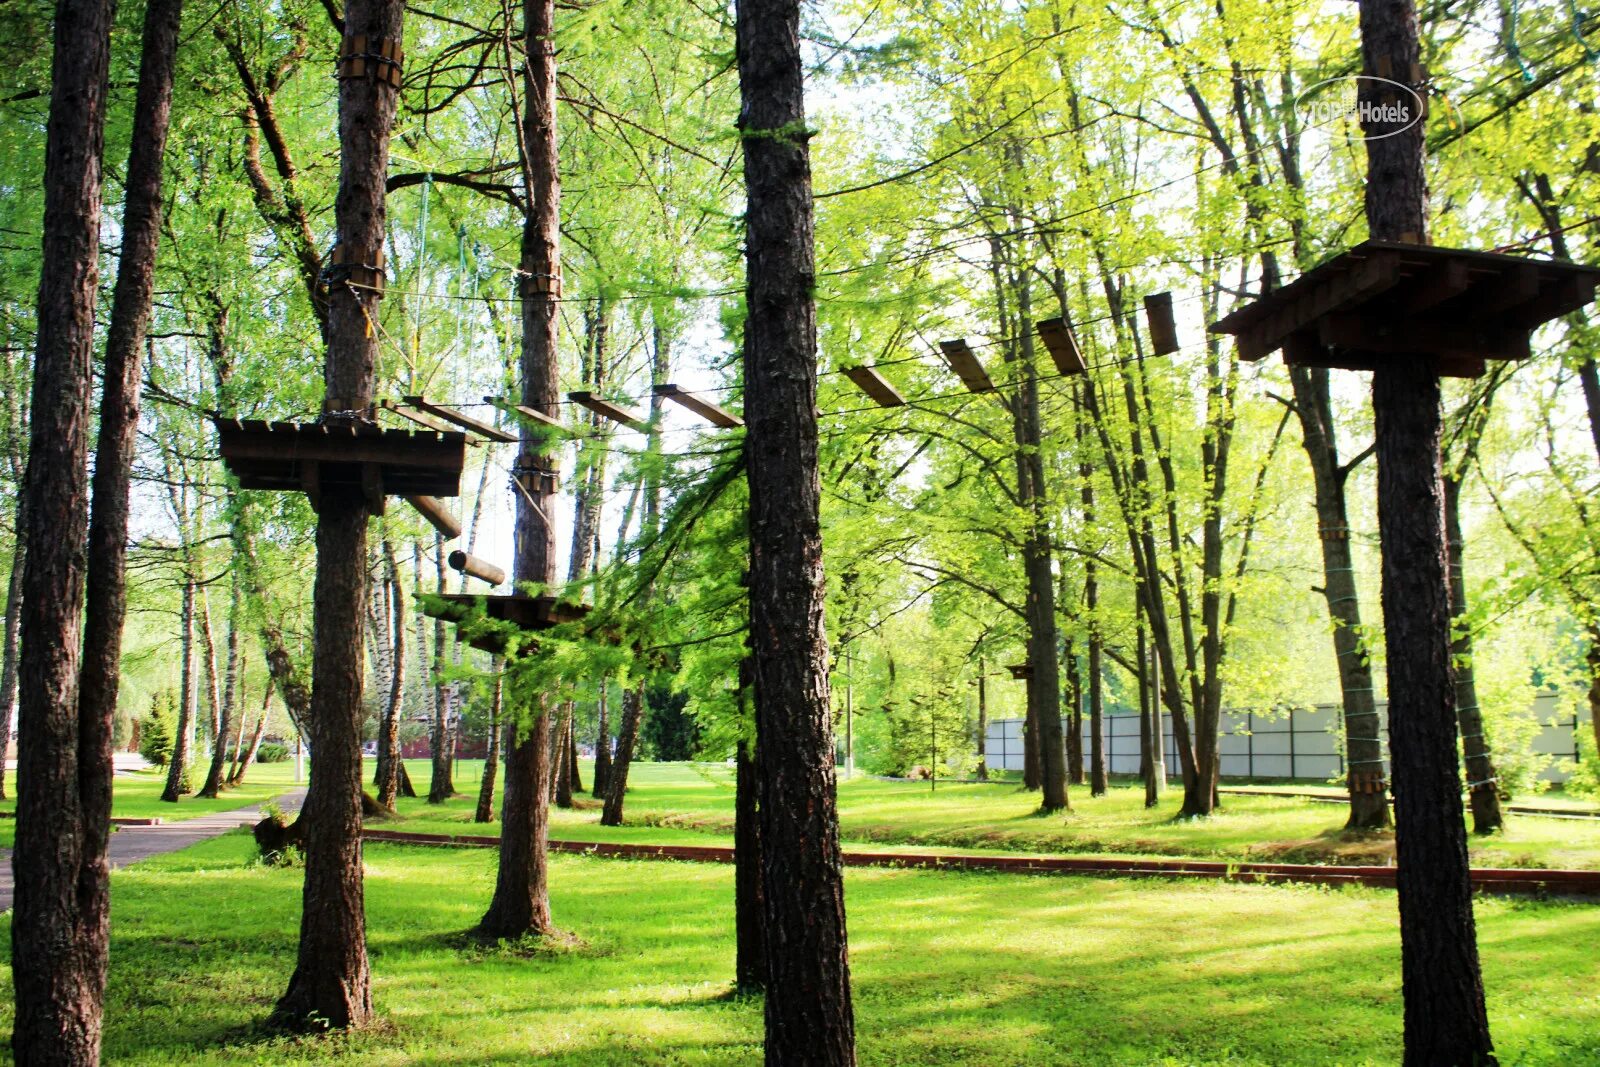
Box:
[214,418,466,507]
[422,592,590,655]
[1209,241,1600,378]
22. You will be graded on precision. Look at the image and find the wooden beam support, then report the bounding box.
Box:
[1144,292,1179,355]
[1034,318,1086,376]
[484,395,567,433]
[405,494,463,539]
[840,364,906,407]
[938,339,995,393]
[654,383,744,428]
[568,390,649,430]
[399,395,518,443]
[447,549,507,586]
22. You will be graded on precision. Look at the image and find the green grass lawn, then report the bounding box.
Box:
[385,760,1600,871]
[0,832,1595,1064]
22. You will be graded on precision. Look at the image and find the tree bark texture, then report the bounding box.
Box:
[1444,478,1504,834]
[736,2,856,1059]
[0,493,25,801]
[735,730,766,993]
[600,686,643,827]
[1287,365,1390,829]
[273,0,405,1029]
[11,0,114,1060]
[1360,0,1495,1059]
[479,0,561,941]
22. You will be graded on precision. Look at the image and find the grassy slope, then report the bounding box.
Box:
[0,833,1595,1065]
[388,761,1600,870]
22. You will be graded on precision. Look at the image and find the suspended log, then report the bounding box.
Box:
[399,395,518,443]
[447,550,506,586]
[422,592,593,656]
[568,390,648,430]
[485,395,567,433]
[654,383,744,428]
[840,364,905,407]
[1034,318,1086,376]
[938,339,994,393]
[404,494,462,539]
[1144,292,1179,355]
[380,400,460,437]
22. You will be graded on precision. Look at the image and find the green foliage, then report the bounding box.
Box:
[254,742,291,764]
[640,686,700,761]
[138,692,176,768]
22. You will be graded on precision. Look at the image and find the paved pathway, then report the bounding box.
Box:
[0,789,305,912]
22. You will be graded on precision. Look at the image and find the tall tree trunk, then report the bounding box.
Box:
[475,670,502,823]
[1063,640,1083,785]
[736,2,856,1058]
[161,579,197,801]
[591,678,611,798]
[734,725,765,992]
[0,493,26,799]
[1288,365,1390,829]
[272,0,404,1029]
[200,567,242,797]
[1138,622,1157,808]
[1361,2,1494,1058]
[974,657,988,781]
[566,715,582,795]
[600,686,643,827]
[376,539,406,809]
[477,0,561,942]
[428,536,456,802]
[553,706,573,808]
[229,689,270,787]
[1444,477,1505,834]
[11,0,115,1058]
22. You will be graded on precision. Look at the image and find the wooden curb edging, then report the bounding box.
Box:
[359,829,1600,898]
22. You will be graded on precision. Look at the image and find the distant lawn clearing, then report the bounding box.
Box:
[386,761,1600,871]
[0,833,1594,1064]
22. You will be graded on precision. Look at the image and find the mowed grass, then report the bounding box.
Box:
[386,761,1600,871]
[1,832,1597,1064]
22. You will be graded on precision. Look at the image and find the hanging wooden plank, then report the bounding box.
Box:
[938,339,995,393]
[654,383,744,428]
[404,494,463,539]
[380,399,460,437]
[1034,318,1086,376]
[840,364,906,407]
[1144,292,1179,355]
[568,390,649,431]
[399,395,518,443]
[484,395,567,433]
[447,549,506,586]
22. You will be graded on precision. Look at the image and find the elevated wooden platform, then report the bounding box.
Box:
[213,418,466,509]
[422,592,590,655]
[1210,241,1600,378]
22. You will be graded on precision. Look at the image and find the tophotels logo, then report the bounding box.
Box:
[1296,76,1425,141]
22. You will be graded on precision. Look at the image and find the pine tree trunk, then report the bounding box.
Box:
[734,731,766,993]
[272,0,404,1029]
[736,2,856,1057]
[600,686,643,827]
[475,672,502,823]
[1063,644,1083,785]
[478,0,561,942]
[974,660,988,781]
[1444,477,1504,833]
[1360,0,1495,1058]
[566,714,582,794]
[591,678,611,798]
[1021,687,1040,790]
[11,0,116,1058]
[1088,635,1106,797]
